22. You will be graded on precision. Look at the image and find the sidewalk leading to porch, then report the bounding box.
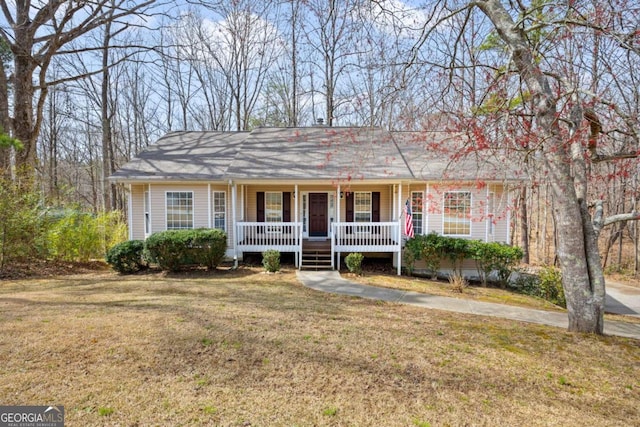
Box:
[296,270,640,340]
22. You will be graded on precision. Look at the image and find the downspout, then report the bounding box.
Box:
[397,183,402,275]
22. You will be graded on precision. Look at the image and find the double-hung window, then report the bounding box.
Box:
[355,192,371,232]
[166,191,193,230]
[411,191,424,236]
[443,191,471,236]
[213,191,226,231]
[265,192,282,232]
[144,190,151,236]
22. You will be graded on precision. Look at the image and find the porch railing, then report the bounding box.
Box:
[236,222,303,252]
[331,222,401,252]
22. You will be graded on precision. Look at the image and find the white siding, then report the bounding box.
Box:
[420,183,510,243]
[130,184,146,240]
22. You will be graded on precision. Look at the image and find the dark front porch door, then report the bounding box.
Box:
[309,193,328,237]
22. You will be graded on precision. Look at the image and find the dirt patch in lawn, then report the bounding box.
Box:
[1,267,639,426]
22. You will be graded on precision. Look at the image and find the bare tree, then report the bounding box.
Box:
[303,0,365,126]
[192,0,282,131]
[397,0,640,333]
[0,0,157,174]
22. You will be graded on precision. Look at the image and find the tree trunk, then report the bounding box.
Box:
[101,18,113,211]
[519,186,530,264]
[12,44,38,171]
[0,53,11,172]
[476,0,605,333]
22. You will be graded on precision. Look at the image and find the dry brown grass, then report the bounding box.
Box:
[1,267,639,426]
[353,271,564,311]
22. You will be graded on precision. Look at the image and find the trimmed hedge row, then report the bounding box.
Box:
[404,232,523,287]
[106,229,227,273]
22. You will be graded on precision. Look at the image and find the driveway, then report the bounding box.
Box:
[606,280,640,317]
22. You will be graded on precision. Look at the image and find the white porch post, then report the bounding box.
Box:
[231,180,238,266]
[336,184,341,271]
[295,184,299,268]
[485,185,490,242]
[128,184,133,240]
[207,183,212,228]
[425,182,429,233]
[506,185,512,245]
[397,183,402,275]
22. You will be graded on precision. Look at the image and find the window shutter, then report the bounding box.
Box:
[283,192,291,222]
[257,192,265,222]
[346,192,354,222]
[372,192,380,222]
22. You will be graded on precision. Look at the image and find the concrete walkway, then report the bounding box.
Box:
[297,270,640,340]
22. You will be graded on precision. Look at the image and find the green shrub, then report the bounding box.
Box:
[439,236,470,275]
[189,228,227,269]
[407,233,521,285]
[509,272,540,295]
[405,232,444,278]
[144,229,227,271]
[106,240,147,274]
[345,252,364,275]
[539,266,565,308]
[0,177,50,271]
[469,241,523,287]
[421,233,444,278]
[262,249,281,272]
[509,266,566,308]
[403,247,417,276]
[47,210,127,262]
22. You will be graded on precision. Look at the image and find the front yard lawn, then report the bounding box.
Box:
[0,267,638,426]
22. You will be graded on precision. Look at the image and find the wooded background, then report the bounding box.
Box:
[1,0,638,276]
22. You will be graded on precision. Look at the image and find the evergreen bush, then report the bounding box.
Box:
[509,266,566,308]
[262,249,281,272]
[345,252,364,275]
[538,266,566,307]
[405,233,522,286]
[106,240,147,274]
[469,241,523,287]
[144,229,227,272]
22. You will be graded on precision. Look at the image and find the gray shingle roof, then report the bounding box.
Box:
[109,131,247,181]
[110,127,520,182]
[391,131,522,181]
[225,127,413,180]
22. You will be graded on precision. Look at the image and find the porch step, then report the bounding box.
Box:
[300,250,333,270]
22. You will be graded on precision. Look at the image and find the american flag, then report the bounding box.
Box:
[404,199,414,238]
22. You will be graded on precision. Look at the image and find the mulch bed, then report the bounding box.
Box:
[0,260,109,280]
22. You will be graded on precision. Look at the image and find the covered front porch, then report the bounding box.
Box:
[230,181,410,274]
[235,221,403,274]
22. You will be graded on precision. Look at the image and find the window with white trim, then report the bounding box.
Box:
[265,192,282,223]
[354,192,372,222]
[302,193,307,232]
[411,191,424,235]
[443,191,471,236]
[166,191,193,229]
[213,191,226,231]
[144,190,151,236]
